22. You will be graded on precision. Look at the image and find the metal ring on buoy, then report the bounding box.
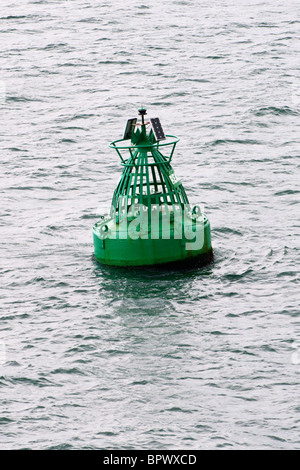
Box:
[100,224,109,236]
[192,205,202,218]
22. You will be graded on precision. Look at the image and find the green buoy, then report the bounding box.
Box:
[93,108,213,267]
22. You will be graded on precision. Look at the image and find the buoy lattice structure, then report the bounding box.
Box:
[93,108,213,267]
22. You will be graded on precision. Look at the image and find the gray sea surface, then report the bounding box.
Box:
[0,0,299,450]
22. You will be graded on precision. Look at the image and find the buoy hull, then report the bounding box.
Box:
[93,216,212,267]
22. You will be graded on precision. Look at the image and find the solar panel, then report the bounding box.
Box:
[123,118,137,140]
[150,117,166,141]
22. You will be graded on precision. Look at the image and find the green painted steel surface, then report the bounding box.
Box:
[93,217,212,267]
[93,108,213,267]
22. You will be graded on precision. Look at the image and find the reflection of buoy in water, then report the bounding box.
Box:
[93,107,213,267]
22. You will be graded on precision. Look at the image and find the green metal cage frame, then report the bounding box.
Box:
[109,134,180,165]
[109,134,189,219]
